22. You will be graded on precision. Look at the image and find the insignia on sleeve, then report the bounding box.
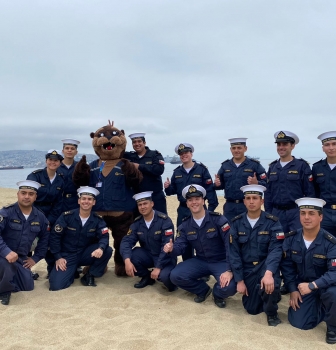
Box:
[276,232,285,240]
[101,227,109,235]
[54,224,63,233]
[332,259,336,267]
[221,223,230,232]
[127,229,132,235]
[285,230,297,238]
[47,225,50,231]
[308,175,313,182]
[206,178,212,184]
[165,229,173,236]
[0,215,3,223]
[260,173,267,179]
[158,213,167,219]
[159,160,165,165]
[266,214,278,222]
[325,232,336,244]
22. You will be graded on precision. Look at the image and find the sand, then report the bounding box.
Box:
[0,188,329,350]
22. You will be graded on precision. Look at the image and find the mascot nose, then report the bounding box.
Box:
[110,135,123,145]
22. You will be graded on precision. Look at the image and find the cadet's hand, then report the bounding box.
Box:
[163,238,173,253]
[220,271,233,288]
[289,291,302,311]
[91,248,103,258]
[23,257,36,269]
[125,259,137,277]
[133,163,139,169]
[237,280,248,296]
[260,271,274,294]
[247,172,258,185]
[56,258,67,271]
[5,251,18,263]
[151,268,161,280]
[214,174,221,187]
[164,177,171,189]
[298,282,311,296]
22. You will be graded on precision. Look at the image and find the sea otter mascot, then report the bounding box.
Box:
[73,121,143,276]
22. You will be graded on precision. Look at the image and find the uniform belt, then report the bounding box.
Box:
[325,204,336,210]
[37,201,53,206]
[226,199,244,204]
[273,203,297,210]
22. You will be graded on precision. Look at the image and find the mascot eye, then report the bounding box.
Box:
[112,131,119,136]
[99,133,104,137]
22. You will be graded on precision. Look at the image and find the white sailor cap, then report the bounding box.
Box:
[77,186,100,198]
[240,184,266,197]
[17,180,41,192]
[228,138,248,145]
[182,184,206,199]
[46,149,64,161]
[133,191,153,202]
[295,197,326,211]
[274,131,299,144]
[175,143,194,155]
[128,133,146,140]
[61,139,80,147]
[317,131,336,144]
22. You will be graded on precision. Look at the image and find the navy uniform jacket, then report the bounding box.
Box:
[165,162,218,211]
[0,202,49,262]
[312,159,336,205]
[171,211,231,265]
[229,211,284,282]
[27,168,64,226]
[120,211,175,269]
[282,228,336,292]
[49,208,109,260]
[124,147,164,193]
[264,157,315,212]
[57,161,79,211]
[89,160,136,212]
[215,158,267,200]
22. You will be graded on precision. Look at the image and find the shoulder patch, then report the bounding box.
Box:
[300,158,310,165]
[93,212,103,219]
[198,162,208,169]
[155,150,162,155]
[249,158,260,163]
[32,169,44,174]
[285,230,297,238]
[221,159,230,164]
[313,159,323,165]
[265,213,278,222]
[209,211,221,216]
[54,224,63,233]
[269,159,277,166]
[158,213,168,219]
[324,232,336,244]
[182,215,191,222]
[3,203,15,209]
[231,214,243,222]
[63,210,73,215]
[134,215,142,221]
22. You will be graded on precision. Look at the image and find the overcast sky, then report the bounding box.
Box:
[0,0,335,165]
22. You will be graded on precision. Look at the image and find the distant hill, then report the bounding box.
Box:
[0,150,98,168]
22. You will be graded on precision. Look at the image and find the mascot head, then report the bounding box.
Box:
[90,120,126,161]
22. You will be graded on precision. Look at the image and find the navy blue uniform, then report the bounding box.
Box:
[264,157,315,232]
[0,203,49,294]
[124,148,167,214]
[215,158,267,221]
[49,209,112,290]
[169,211,236,300]
[312,159,336,236]
[58,161,79,211]
[27,168,64,226]
[282,229,336,331]
[120,211,176,290]
[229,211,284,316]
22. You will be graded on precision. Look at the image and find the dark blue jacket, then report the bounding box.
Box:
[312,159,336,205]
[49,208,109,260]
[0,202,49,262]
[57,161,79,211]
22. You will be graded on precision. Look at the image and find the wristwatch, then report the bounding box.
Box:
[308,282,317,290]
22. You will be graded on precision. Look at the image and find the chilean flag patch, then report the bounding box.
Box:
[332,259,336,267]
[260,173,266,179]
[206,179,212,184]
[276,232,285,240]
[159,160,165,165]
[222,223,230,232]
[165,229,173,236]
[102,227,109,235]
[309,175,313,182]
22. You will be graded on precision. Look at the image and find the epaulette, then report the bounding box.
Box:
[3,203,15,209]
[265,213,278,221]
[134,215,142,221]
[300,158,310,165]
[268,159,277,166]
[221,159,230,164]
[285,230,297,238]
[209,211,221,216]
[157,213,168,219]
[313,159,323,165]
[63,210,73,216]
[155,150,162,155]
[324,231,336,244]
[93,212,103,219]
[197,162,208,169]
[231,214,243,222]
[32,169,44,174]
[174,165,181,171]
[249,158,260,163]
[182,215,191,222]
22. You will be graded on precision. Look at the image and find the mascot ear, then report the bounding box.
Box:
[90,132,95,139]
[120,129,125,135]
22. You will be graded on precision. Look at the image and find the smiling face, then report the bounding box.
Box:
[230,145,247,162]
[322,140,336,159]
[186,196,205,215]
[179,150,193,164]
[78,194,96,211]
[276,141,295,160]
[46,158,61,171]
[300,209,322,231]
[132,138,146,155]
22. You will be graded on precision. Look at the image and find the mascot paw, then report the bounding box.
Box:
[115,264,127,277]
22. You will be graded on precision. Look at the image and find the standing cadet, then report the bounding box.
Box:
[164,185,236,307]
[282,198,336,344]
[49,187,112,291]
[58,138,80,211]
[0,181,49,305]
[312,131,336,236]
[229,185,284,326]
[214,138,267,221]
[120,191,177,292]
[124,133,167,214]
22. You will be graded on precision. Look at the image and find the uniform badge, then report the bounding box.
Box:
[159,160,165,165]
[47,225,50,231]
[260,173,266,179]
[221,223,230,232]
[176,230,180,238]
[309,175,313,182]
[127,229,132,235]
[276,232,285,240]
[331,259,336,267]
[165,229,173,236]
[206,179,212,184]
[230,235,232,244]
[101,227,109,235]
[54,224,63,233]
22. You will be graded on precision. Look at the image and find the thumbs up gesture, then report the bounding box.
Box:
[214,174,221,187]
[163,238,173,253]
[247,172,258,184]
[164,177,171,189]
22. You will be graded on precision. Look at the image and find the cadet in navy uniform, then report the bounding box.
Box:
[27,149,65,226]
[312,131,336,237]
[124,133,167,214]
[0,181,49,305]
[229,185,284,326]
[49,187,112,290]
[214,138,267,221]
[282,198,336,344]
[120,191,177,291]
[58,139,80,211]
[164,185,236,307]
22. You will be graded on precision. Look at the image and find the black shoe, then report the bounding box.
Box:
[32,272,39,280]
[168,285,178,292]
[326,329,336,344]
[80,273,97,287]
[199,275,210,282]
[267,314,281,327]
[214,297,226,308]
[280,285,289,295]
[74,270,80,279]
[0,292,11,305]
[194,287,212,303]
[134,275,155,289]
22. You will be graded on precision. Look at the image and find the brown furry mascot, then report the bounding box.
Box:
[73,121,143,276]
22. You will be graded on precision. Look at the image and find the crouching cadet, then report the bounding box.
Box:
[49,187,112,291]
[282,197,336,344]
[120,192,177,291]
[0,181,49,305]
[164,185,236,307]
[229,185,284,326]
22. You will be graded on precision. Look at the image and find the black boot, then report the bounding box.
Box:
[134,274,155,289]
[326,329,336,344]
[0,292,11,305]
[214,297,226,308]
[194,287,212,303]
[32,272,39,280]
[80,273,97,287]
[267,313,281,327]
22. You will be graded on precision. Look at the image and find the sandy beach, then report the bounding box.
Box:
[0,188,330,350]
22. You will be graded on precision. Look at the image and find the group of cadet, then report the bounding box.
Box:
[0,130,336,344]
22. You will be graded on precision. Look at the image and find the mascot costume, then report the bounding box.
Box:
[73,121,143,276]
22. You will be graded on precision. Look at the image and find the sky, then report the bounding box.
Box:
[1,0,335,165]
